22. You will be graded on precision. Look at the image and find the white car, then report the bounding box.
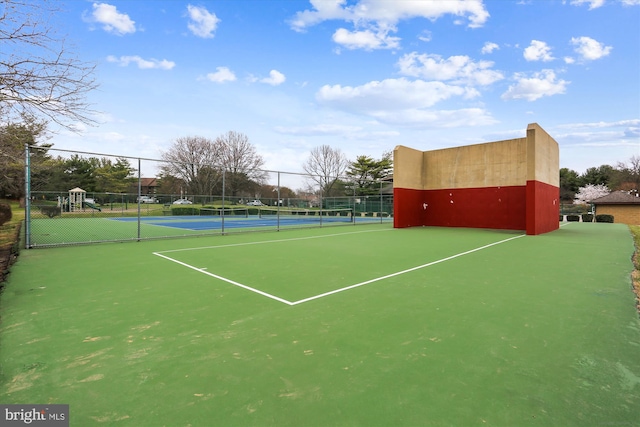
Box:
[246,200,263,206]
[173,199,193,205]
[137,196,158,204]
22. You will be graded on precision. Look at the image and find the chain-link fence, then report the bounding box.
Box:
[25,147,393,247]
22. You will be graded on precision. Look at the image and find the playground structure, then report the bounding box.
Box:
[57,187,101,212]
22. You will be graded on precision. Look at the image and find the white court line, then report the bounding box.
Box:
[153,252,295,305]
[289,233,525,305]
[153,232,525,306]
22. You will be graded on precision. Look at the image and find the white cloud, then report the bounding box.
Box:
[397,52,504,86]
[107,55,175,70]
[316,78,472,113]
[186,4,220,38]
[370,108,497,127]
[523,40,554,62]
[88,3,136,35]
[570,36,612,61]
[571,0,640,6]
[297,79,498,128]
[292,0,489,30]
[501,70,569,101]
[570,0,605,9]
[289,0,489,50]
[205,67,236,83]
[481,42,499,54]
[274,124,363,136]
[260,70,286,86]
[332,27,400,50]
[289,0,351,31]
[418,30,432,43]
[556,119,640,129]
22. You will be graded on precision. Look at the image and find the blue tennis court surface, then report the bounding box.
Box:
[109,214,389,231]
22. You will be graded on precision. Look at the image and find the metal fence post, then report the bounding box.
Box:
[137,158,141,241]
[221,169,225,234]
[379,180,383,223]
[24,144,31,248]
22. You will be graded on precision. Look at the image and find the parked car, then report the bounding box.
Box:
[173,199,193,205]
[137,196,158,204]
[246,200,263,206]
[84,198,96,204]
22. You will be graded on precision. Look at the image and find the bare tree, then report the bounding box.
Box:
[160,136,222,197]
[160,132,267,199]
[0,0,98,130]
[614,155,640,192]
[302,145,349,196]
[217,131,266,196]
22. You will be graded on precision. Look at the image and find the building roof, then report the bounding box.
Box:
[140,178,158,187]
[591,191,640,205]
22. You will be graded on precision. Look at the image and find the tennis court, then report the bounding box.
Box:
[111,208,371,232]
[1,222,639,426]
[28,207,389,246]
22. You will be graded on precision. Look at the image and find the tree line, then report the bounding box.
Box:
[2,118,637,205]
[0,121,136,198]
[560,158,640,204]
[158,133,392,200]
[0,121,393,203]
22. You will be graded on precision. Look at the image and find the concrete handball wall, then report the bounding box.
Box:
[526,123,559,187]
[393,145,424,190]
[393,123,559,235]
[595,205,640,225]
[524,123,560,234]
[423,137,527,189]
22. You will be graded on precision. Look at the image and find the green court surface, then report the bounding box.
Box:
[1,223,639,426]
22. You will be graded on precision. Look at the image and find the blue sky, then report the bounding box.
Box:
[49,0,639,180]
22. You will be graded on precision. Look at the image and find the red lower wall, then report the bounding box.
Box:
[526,180,559,235]
[422,186,527,230]
[394,188,424,228]
[394,186,527,230]
[394,182,559,235]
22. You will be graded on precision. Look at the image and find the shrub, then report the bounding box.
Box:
[595,214,614,223]
[582,214,594,222]
[566,214,580,222]
[0,204,11,226]
[171,206,199,215]
[39,205,61,218]
[247,207,259,215]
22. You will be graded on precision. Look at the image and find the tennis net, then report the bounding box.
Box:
[199,207,249,218]
[258,207,354,223]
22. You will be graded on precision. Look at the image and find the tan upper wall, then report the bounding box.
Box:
[393,145,425,190]
[526,123,560,186]
[423,138,527,190]
[394,123,559,190]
